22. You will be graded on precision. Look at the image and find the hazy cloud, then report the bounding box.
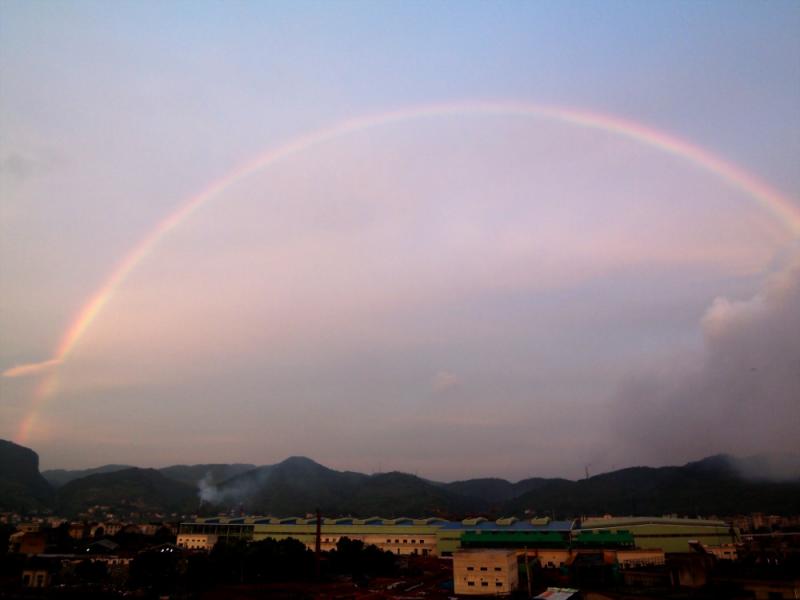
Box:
[3,358,62,378]
[613,257,800,466]
[728,454,800,482]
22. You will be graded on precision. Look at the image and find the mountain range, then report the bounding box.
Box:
[1,439,798,518]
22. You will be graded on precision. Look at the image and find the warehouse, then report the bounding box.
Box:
[578,517,736,552]
[178,515,737,556]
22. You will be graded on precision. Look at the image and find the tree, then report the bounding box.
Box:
[75,559,108,583]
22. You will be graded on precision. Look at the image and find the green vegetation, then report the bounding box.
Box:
[157,463,255,486]
[504,456,800,517]
[444,476,569,504]
[56,468,198,516]
[124,537,397,596]
[41,464,134,487]
[2,440,799,518]
[209,457,471,517]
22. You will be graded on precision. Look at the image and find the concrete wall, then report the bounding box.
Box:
[453,549,519,595]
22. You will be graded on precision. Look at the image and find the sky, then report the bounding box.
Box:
[1,1,799,481]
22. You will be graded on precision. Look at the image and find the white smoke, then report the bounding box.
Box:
[613,256,800,472]
[198,472,222,504]
[197,467,272,505]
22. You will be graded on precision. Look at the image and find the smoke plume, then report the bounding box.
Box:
[613,257,800,473]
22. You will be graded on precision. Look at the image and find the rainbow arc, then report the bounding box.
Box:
[6,100,799,443]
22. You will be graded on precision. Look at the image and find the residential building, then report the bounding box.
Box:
[453,549,519,595]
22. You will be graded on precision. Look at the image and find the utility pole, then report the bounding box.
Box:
[315,508,322,580]
[524,547,532,598]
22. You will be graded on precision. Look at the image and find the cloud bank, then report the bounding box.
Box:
[614,257,800,466]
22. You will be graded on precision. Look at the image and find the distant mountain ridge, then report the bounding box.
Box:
[504,456,800,517]
[208,457,472,516]
[55,468,198,515]
[442,476,569,506]
[42,464,135,488]
[195,454,800,518]
[152,463,256,486]
[3,440,799,518]
[43,463,256,488]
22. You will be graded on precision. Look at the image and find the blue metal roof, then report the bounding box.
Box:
[441,520,573,532]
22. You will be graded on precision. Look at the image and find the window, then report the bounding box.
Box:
[480,566,488,571]
[494,567,502,571]
[467,566,474,571]
[481,581,489,587]
[467,582,475,587]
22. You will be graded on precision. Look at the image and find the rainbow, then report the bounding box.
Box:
[6,100,800,443]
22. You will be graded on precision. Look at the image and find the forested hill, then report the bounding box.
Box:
[503,456,800,517]
[3,440,798,518]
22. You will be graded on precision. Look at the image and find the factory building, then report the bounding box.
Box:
[578,517,736,552]
[179,515,736,556]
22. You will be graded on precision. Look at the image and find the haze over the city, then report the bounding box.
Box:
[1,1,799,481]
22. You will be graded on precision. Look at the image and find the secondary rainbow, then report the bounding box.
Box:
[8,100,800,443]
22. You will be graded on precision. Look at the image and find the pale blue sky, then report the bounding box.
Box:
[1,1,799,479]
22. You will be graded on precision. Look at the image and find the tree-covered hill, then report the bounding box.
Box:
[56,468,199,516]
[3,439,798,518]
[158,463,256,486]
[0,440,53,512]
[42,464,134,488]
[206,457,472,516]
[443,476,570,506]
[503,455,800,517]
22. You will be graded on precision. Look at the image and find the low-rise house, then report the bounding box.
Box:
[68,522,87,539]
[139,523,161,536]
[103,521,125,536]
[121,523,142,535]
[12,532,47,555]
[21,557,60,588]
[17,522,42,533]
[177,533,218,551]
